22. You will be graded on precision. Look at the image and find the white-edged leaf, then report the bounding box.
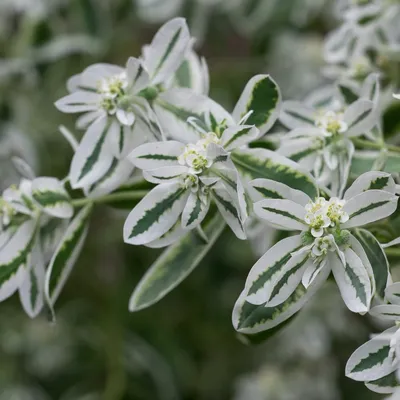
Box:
[342,190,398,229]
[279,100,315,129]
[250,178,311,205]
[44,205,92,314]
[366,371,400,394]
[233,265,329,334]
[266,252,311,307]
[85,157,135,198]
[212,186,246,240]
[253,198,307,231]
[143,166,188,184]
[346,326,397,382]
[146,220,187,249]
[181,192,210,230]
[126,57,150,94]
[128,141,184,170]
[352,229,389,299]
[19,242,44,318]
[129,214,225,311]
[154,88,234,142]
[31,177,73,219]
[385,283,400,306]
[123,183,189,245]
[69,116,114,189]
[344,172,396,200]
[144,17,190,84]
[243,235,303,305]
[55,91,100,113]
[171,50,209,95]
[0,220,37,302]
[370,305,400,320]
[221,125,260,151]
[232,74,281,135]
[231,148,319,200]
[331,248,372,314]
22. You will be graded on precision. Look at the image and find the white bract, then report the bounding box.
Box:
[0,172,73,318]
[55,18,191,160]
[279,89,376,196]
[346,282,400,394]
[235,171,398,319]
[154,74,281,144]
[324,1,400,64]
[123,124,252,247]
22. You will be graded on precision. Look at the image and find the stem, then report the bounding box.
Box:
[351,138,400,153]
[385,248,400,257]
[71,190,148,208]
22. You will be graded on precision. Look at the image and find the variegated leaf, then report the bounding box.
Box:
[366,371,400,394]
[19,243,45,318]
[123,183,189,245]
[69,116,114,189]
[154,88,234,142]
[231,148,319,200]
[342,190,398,229]
[31,177,73,219]
[129,214,225,311]
[44,205,92,315]
[0,220,37,302]
[346,327,397,382]
[233,74,281,135]
[144,18,190,84]
[243,235,303,305]
[233,264,329,334]
[352,229,389,299]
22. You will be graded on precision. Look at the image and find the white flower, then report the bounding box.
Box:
[239,171,398,316]
[394,93,400,100]
[123,126,251,247]
[55,18,191,160]
[279,86,377,196]
[0,169,73,318]
[346,282,400,394]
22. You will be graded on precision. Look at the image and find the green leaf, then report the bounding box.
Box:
[129,214,225,312]
[44,205,92,317]
[352,229,389,299]
[231,148,319,200]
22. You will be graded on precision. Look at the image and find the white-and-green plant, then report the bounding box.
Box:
[1,1,400,395]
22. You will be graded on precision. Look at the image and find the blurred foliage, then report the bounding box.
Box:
[0,0,394,398]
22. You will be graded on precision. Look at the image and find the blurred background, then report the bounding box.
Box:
[0,0,397,399]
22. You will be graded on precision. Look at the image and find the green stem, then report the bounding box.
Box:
[71,190,148,208]
[351,138,400,153]
[384,248,400,257]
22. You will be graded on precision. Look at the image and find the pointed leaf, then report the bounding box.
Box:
[233,74,281,135]
[123,183,188,245]
[31,177,73,219]
[129,214,225,311]
[352,228,389,299]
[44,205,92,313]
[231,148,319,200]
